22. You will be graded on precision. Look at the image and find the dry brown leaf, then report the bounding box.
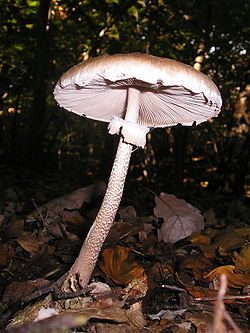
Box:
[185,311,214,332]
[212,229,245,255]
[125,302,146,328]
[7,295,54,328]
[234,227,250,238]
[180,281,220,300]
[204,265,250,288]
[118,206,137,221]
[188,233,216,258]
[233,244,250,274]
[1,278,49,309]
[189,232,212,245]
[178,254,213,280]
[16,235,44,254]
[124,278,148,299]
[107,221,134,243]
[100,246,147,286]
[27,181,106,222]
[15,232,55,254]
[154,193,204,243]
[0,243,15,265]
[189,229,246,259]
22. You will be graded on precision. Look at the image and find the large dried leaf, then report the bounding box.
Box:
[233,244,250,274]
[178,254,213,280]
[15,232,55,254]
[154,193,204,243]
[204,265,250,288]
[189,229,246,258]
[100,246,147,286]
[1,278,49,309]
[27,181,106,222]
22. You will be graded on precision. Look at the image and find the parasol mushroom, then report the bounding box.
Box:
[54,53,222,289]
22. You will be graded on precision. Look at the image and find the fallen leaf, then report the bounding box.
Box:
[180,281,220,300]
[15,231,55,255]
[124,278,148,299]
[125,302,146,328]
[1,278,50,309]
[27,181,106,222]
[15,234,44,254]
[119,206,137,221]
[188,229,246,258]
[154,193,204,243]
[204,265,250,288]
[100,246,147,286]
[188,232,212,245]
[185,311,214,332]
[106,221,134,244]
[177,254,213,280]
[234,227,250,238]
[212,229,245,255]
[233,244,250,274]
[0,243,15,266]
[7,295,53,328]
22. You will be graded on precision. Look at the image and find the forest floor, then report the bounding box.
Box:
[0,166,250,332]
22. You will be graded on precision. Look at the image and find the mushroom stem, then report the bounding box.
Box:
[125,87,140,122]
[67,87,141,288]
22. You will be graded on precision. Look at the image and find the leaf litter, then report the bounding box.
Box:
[0,181,250,332]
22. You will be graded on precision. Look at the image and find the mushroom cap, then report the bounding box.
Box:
[54,53,222,127]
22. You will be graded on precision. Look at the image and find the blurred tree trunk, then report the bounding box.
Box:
[25,0,51,168]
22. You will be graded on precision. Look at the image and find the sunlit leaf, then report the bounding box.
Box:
[204,265,250,288]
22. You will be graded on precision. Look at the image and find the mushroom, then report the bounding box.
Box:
[54,53,222,289]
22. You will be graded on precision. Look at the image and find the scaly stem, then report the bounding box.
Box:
[66,88,141,288]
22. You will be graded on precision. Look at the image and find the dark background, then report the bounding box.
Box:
[0,0,249,216]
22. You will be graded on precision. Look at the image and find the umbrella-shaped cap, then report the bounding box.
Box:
[54,53,222,127]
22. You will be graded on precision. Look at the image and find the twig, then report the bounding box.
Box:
[31,198,46,225]
[195,295,250,302]
[212,274,242,333]
[161,284,188,293]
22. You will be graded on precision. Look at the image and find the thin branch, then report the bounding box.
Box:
[212,274,242,333]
